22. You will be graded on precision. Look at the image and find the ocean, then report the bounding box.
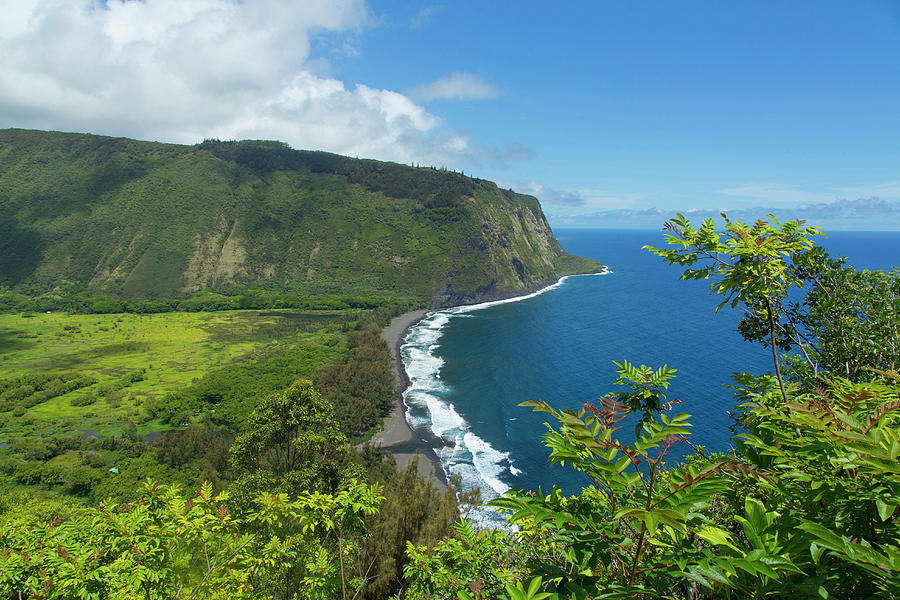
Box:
[399,228,900,513]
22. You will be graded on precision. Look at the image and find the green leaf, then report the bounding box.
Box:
[695,526,738,550]
[744,497,768,533]
[701,562,731,585]
[527,576,542,597]
[810,542,827,564]
[876,498,897,521]
[797,522,850,553]
[684,566,712,589]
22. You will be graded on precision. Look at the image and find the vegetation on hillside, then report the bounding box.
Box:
[0,129,600,310]
[0,127,610,597]
[0,310,350,438]
[4,200,897,598]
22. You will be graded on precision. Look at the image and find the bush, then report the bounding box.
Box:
[70,393,96,407]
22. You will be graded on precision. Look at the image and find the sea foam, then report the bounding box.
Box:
[399,271,608,526]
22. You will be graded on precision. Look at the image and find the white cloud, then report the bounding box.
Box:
[714,180,900,215]
[411,72,502,102]
[495,181,644,221]
[495,181,584,206]
[835,181,900,200]
[716,183,833,206]
[410,5,443,29]
[0,0,477,165]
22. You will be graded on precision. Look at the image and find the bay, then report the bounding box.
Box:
[400,228,900,507]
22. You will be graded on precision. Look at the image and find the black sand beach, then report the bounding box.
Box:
[373,309,447,489]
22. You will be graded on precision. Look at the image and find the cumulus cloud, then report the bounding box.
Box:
[0,0,480,165]
[411,72,502,102]
[498,181,649,217]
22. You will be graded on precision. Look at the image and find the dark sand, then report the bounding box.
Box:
[373,309,447,489]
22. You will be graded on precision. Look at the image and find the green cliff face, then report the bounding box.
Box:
[0,129,601,308]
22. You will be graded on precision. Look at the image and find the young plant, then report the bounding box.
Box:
[645,213,823,401]
[489,362,780,599]
[735,373,900,597]
[0,477,383,599]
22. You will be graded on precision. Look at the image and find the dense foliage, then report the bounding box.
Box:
[738,248,900,385]
[0,372,99,413]
[0,288,406,316]
[418,369,898,599]
[3,214,899,599]
[313,324,396,438]
[1,478,384,599]
[197,139,479,210]
[1,366,458,599]
[0,129,599,308]
[401,215,900,599]
[0,309,356,500]
[229,379,350,501]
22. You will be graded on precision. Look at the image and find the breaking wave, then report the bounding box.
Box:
[399,272,608,526]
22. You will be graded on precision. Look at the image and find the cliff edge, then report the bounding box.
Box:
[0,129,602,307]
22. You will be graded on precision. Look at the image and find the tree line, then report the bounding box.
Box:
[0,289,405,315]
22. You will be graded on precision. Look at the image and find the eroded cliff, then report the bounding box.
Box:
[0,129,601,307]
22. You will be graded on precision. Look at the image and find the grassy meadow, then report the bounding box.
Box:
[0,309,355,443]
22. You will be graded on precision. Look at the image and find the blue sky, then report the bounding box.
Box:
[2,1,899,228]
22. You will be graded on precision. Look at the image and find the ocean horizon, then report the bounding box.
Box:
[399,228,900,519]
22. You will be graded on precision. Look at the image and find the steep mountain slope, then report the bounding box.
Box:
[0,129,601,308]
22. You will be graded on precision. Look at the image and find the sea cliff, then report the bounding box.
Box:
[0,128,601,306]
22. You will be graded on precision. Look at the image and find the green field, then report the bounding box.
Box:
[0,309,355,443]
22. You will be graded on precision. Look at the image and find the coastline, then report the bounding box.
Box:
[373,270,608,491]
[374,308,448,490]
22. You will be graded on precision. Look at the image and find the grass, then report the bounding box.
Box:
[0,309,356,442]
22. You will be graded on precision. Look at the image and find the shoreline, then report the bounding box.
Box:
[374,308,448,489]
[373,270,607,490]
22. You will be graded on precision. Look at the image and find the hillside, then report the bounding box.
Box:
[0,129,600,309]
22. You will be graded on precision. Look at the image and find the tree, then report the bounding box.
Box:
[645,213,823,401]
[490,364,777,599]
[737,247,900,384]
[358,454,459,600]
[313,324,396,438]
[229,379,350,503]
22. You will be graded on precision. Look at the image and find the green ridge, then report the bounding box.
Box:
[0,129,601,308]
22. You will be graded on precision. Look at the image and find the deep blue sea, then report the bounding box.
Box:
[400,229,900,516]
